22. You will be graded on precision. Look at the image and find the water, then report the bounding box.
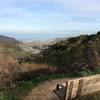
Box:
[1,31,94,40]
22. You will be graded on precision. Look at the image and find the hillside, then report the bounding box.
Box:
[0,35,23,55]
[41,32,100,71]
[19,32,100,72]
[0,34,56,58]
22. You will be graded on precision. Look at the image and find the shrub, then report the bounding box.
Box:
[0,55,22,83]
[95,67,100,74]
[78,69,95,76]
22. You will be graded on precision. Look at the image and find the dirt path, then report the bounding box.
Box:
[24,78,72,100]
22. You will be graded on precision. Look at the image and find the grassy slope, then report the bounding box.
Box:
[0,35,26,56]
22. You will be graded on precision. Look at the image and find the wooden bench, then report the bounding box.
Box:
[53,79,84,100]
[53,75,100,100]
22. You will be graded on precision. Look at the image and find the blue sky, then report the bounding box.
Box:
[0,0,100,39]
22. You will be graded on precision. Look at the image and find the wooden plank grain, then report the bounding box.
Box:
[77,79,84,97]
[67,81,74,100]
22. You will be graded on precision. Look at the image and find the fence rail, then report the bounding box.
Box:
[53,74,100,100]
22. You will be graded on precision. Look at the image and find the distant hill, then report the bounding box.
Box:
[0,35,18,42]
[19,31,100,72]
[0,35,23,55]
[0,35,56,57]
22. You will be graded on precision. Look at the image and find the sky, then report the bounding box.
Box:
[0,0,100,39]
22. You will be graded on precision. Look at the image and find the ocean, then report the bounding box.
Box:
[1,31,94,40]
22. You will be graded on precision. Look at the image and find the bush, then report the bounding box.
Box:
[95,67,100,74]
[79,69,95,76]
[0,55,22,83]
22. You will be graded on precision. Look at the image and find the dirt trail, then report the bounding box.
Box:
[24,78,71,100]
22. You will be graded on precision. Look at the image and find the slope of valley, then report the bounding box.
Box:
[1,32,100,72]
[0,35,55,56]
[18,32,100,72]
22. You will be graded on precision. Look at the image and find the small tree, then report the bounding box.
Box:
[97,31,100,35]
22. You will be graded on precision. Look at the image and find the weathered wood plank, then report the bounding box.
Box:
[77,79,84,97]
[67,81,74,100]
[65,81,69,100]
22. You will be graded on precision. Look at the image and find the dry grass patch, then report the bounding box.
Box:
[20,63,57,72]
[0,55,22,82]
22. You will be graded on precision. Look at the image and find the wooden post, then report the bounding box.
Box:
[68,81,74,100]
[67,81,74,100]
[65,81,69,100]
[77,79,84,97]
